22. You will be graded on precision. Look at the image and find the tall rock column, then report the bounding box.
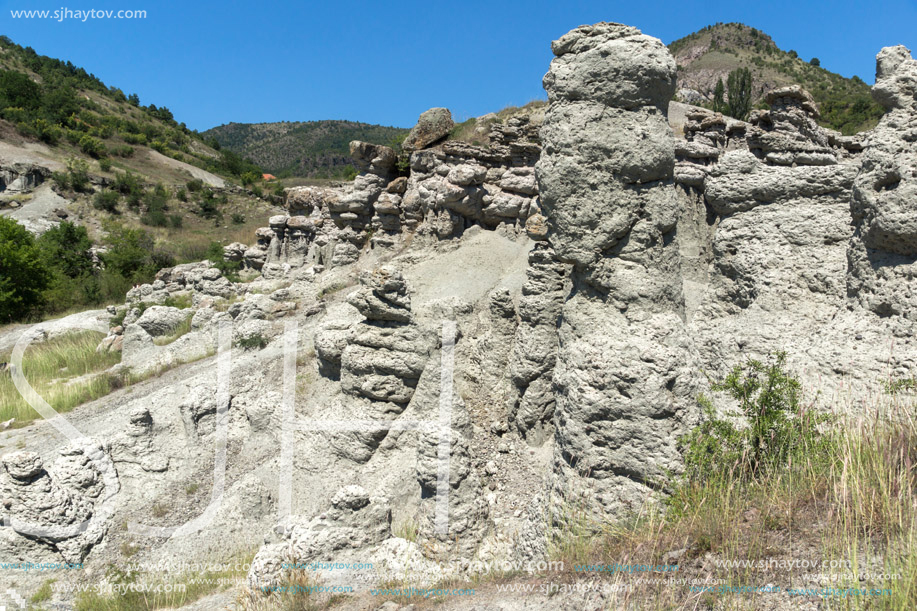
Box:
[847,46,917,324]
[536,23,700,519]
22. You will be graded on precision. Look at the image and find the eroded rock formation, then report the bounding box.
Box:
[536,23,702,520]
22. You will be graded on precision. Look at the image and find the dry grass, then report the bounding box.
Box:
[152,314,193,346]
[0,331,121,424]
[73,550,256,611]
[240,568,347,611]
[543,382,917,610]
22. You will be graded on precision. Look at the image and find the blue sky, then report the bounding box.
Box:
[2,0,915,131]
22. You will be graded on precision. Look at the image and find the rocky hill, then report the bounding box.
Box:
[202,120,409,179]
[0,36,279,322]
[670,22,884,134]
[2,20,917,611]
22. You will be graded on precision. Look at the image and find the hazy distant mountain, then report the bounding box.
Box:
[203,120,409,178]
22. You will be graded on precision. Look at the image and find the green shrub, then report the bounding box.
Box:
[186,178,204,192]
[112,170,142,195]
[0,216,51,321]
[169,214,183,229]
[680,352,830,482]
[0,70,41,110]
[51,171,70,190]
[98,157,112,172]
[175,187,187,202]
[31,118,61,144]
[112,144,134,157]
[65,157,91,192]
[205,240,241,280]
[196,190,221,220]
[251,184,262,198]
[78,134,106,158]
[236,334,268,350]
[101,224,156,282]
[122,132,146,145]
[231,213,245,225]
[93,190,120,213]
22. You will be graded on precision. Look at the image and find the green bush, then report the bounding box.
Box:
[196,190,221,220]
[98,157,112,172]
[93,190,120,213]
[205,241,241,280]
[186,178,204,192]
[31,118,61,144]
[78,134,106,158]
[680,352,830,482]
[101,224,156,282]
[0,216,51,321]
[122,132,146,145]
[112,170,142,195]
[236,334,268,350]
[169,214,183,229]
[51,171,70,190]
[140,185,169,227]
[65,157,91,192]
[231,213,245,225]
[112,144,134,157]
[0,70,41,110]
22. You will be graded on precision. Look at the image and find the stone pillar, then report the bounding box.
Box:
[536,23,700,520]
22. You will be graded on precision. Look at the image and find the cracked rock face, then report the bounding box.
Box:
[848,46,917,319]
[535,22,701,523]
[1,440,119,562]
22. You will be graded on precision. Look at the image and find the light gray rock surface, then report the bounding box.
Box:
[534,23,702,530]
[402,107,455,152]
[4,21,917,611]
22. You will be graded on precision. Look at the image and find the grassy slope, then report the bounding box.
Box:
[0,37,281,321]
[669,23,884,134]
[202,120,408,178]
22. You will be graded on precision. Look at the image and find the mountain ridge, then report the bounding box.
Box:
[669,22,884,134]
[202,119,408,179]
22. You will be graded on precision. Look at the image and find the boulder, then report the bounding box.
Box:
[402,107,454,152]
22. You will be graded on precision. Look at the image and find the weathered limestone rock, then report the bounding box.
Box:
[134,306,189,337]
[848,45,917,319]
[402,108,454,152]
[506,243,569,443]
[340,268,430,405]
[1,440,119,562]
[247,485,391,589]
[110,407,169,472]
[536,23,701,522]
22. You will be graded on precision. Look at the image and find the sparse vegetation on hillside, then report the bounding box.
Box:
[669,23,884,134]
[0,331,121,424]
[547,354,917,609]
[0,35,262,180]
[203,120,408,179]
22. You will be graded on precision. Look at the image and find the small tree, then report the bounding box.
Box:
[37,221,94,279]
[726,67,752,121]
[102,224,155,282]
[0,216,50,321]
[713,78,725,113]
[810,57,820,67]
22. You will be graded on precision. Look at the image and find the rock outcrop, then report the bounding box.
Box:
[1,440,119,562]
[848,45,917,320]
[7,21,917,609]
[402,107,455,152]
[537,22,701,521]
